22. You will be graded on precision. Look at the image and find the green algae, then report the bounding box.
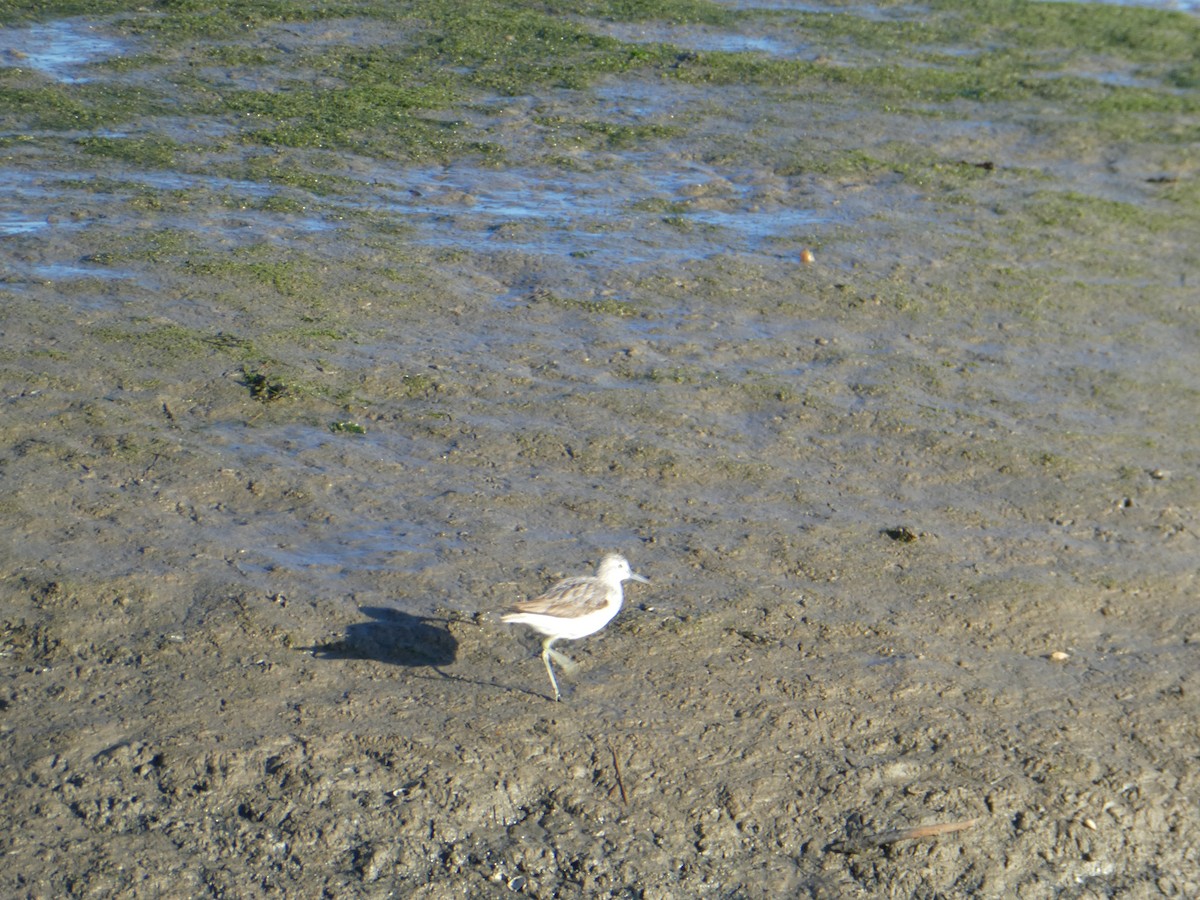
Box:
[90,322,261,369]
[0,79,166,132]
[75,135,181,167]
[4,0,1198,178]
[182,253,323,299]
[529,290,639,317]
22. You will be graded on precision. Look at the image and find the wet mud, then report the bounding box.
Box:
[2,1,1199,896]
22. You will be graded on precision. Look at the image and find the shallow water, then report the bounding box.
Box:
[0,19,127,82]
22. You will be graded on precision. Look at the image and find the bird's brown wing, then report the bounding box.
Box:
[506,576,608,618]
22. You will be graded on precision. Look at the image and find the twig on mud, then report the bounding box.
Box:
[608,743,628,806]
[827,817,979,854]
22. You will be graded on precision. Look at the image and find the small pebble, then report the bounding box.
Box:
[1049,650,1070,661]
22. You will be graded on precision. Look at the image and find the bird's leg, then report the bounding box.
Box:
[545,647,578,674]
[541,638,562,702]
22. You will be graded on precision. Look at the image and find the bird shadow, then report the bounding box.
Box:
[304,606,554,701]
[306,606,457,667]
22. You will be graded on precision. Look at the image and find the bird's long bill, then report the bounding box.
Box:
[630,572,650,584]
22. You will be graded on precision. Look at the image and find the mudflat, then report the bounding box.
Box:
[2,1,1198,896]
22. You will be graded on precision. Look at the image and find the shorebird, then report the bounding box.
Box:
[502,554,649,701]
